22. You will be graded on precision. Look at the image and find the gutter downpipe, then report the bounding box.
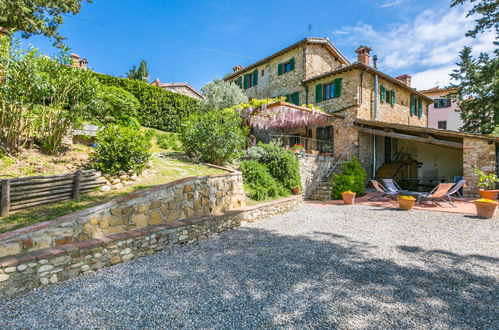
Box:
[372,55,379,179]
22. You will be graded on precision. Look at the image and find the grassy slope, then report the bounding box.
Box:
[0,130,223,233]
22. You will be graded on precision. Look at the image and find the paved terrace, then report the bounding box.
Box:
[0,204,497,328]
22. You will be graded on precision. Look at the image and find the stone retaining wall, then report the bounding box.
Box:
[0,196,302,298]
[0,172,245,258]
[297,154,335,199]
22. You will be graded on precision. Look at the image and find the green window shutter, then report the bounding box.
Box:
[253,69,258,86]
[243,74,248,89]
[333,78,342,98]
[291,91,300,105]
[380,85,386,102]
[390,90,395,106]
[237,76,242,88]
[285,94,291,102]
[410,95,415,116]
[315,84,323,102]
[278,63,283,75]
[417,98,423,118]
[290,57,295,71]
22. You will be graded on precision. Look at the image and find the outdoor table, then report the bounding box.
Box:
[399,190,426,202]
[401,177,446,191]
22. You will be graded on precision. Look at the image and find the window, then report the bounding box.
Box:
[438,121,447,129]
[243,69,258,89]
[278,58,295,75]
[380,85,395,105]
[435,98,451,108]
[315,78,342,102]
[323,82,335,100]
[261,69,264,76]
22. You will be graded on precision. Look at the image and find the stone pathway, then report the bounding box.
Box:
[0,205,497,328]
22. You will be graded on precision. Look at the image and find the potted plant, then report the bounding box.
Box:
[474,198,498,219]
[341,190,356,205]
[475,168,499,199]
[291,144,304,155]
[398,195,416,210]
[292,186,301,195]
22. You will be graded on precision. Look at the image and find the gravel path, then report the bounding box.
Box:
[1,204,498,329]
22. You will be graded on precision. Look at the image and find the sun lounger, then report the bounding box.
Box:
[419,183,455,206]
[382,179,402,193]
[369,180,399,200]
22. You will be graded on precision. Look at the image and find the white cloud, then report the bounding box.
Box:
[378,0,405,8]
[332,5,495,89]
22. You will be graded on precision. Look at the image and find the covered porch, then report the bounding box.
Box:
[355,119,499,197]
[245,102,341,156]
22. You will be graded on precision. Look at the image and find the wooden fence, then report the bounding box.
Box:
[0,170,106,216]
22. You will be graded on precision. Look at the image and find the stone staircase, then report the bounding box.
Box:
[309,178,333,201]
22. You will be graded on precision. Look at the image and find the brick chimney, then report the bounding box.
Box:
[151,78,161,86]
[70,53,80,68]
[232,65,244,73]
[395,74,411,87]
[355,46,372,66]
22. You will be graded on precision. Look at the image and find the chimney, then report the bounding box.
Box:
[70,53,80,68]
[355,46,372,66]
[232,65,244,73]
[79,58,88,70]
[395,74,412,87]
[151,78,161,86]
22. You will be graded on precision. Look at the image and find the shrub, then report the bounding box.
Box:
[156,132,183,151]
[240,160,288,200]
[92,85,140,125]
[259,143,301,191]
[91,125,151,176]
[179,109,246,165]
[94,72,199,132]
[331,157,366,199]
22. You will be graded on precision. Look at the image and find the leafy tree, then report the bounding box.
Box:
[449,0,498,134]
[451,0,499,39]
[127,60,149,81]
[200,79,248,112]
[0,0,91,47]
[179,108,246,165]
[450,47,498,134]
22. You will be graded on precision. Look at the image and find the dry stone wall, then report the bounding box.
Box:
[297,154,335,199]
[0,196,302,298]
[463,137,497,197]
[0,173,245,258]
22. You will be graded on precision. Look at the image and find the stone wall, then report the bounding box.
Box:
[0,196,302,299]
[0,173,245,258]
[297,154,335,199]
[463,137,497,197]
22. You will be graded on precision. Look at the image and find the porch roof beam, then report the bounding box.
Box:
[358,127,463,149]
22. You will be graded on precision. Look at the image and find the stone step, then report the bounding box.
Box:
[309,194,332,201]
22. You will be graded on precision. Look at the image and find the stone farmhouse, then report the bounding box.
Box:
[223,38,498,197]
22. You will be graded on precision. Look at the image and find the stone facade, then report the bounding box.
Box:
[0,196,302,299]
[0,173,245,258]
[297,154,335,199]
[463,137,497,197]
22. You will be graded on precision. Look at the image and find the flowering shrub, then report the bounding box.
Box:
[398,195,416,200]
[291,144,304,150]
[342,190,355,194]
[475,198,498,204]
[475,168,499,190]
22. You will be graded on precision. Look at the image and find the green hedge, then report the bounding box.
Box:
[93,72,199,132]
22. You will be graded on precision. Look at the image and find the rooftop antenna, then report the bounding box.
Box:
[307,24,313,37]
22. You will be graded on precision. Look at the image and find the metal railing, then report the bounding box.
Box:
[269,134,333,153]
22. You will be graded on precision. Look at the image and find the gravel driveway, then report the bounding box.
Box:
[1,204,498,329]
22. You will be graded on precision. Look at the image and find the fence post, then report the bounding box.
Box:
[1,179,10,216]
[72,170,82,200]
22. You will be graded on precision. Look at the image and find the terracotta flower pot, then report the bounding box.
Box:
[474,201,497,219]
[478,189,499,200]
[292,187,301,195]
[341,192,356,205]
[398,198,415,210]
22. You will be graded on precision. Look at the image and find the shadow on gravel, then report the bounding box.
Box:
[0,227,497,328]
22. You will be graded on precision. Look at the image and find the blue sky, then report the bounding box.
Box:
[20,0,495,91]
